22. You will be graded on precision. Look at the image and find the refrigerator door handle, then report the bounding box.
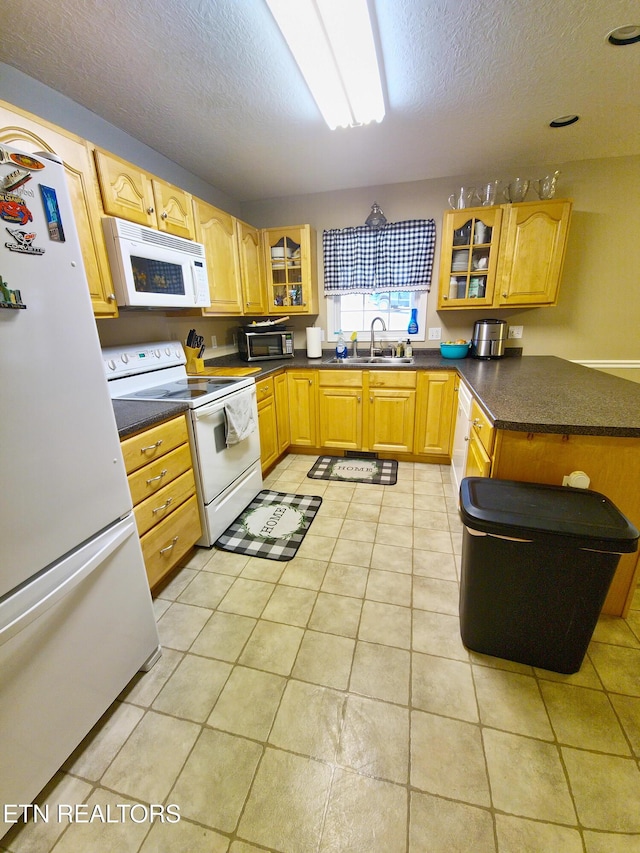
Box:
[0,517,135,647]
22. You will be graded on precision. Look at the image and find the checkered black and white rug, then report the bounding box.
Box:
[307,455,398,485]
[215,490,323,561]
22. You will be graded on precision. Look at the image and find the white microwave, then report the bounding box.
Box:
[102,217,210,308]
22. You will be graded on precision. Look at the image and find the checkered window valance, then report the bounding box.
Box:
[323,219,436,294]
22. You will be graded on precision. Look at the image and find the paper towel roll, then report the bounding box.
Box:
[306,327,323,358]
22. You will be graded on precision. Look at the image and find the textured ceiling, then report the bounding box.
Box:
[1,0,639,201]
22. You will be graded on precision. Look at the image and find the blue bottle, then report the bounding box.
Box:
[408,308,419,335]
[335,331,348,359]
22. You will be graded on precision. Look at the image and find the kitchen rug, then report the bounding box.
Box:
[215,490,322,561]
[307,455,398,485]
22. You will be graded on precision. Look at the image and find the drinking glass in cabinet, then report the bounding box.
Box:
[473,221,492,244]
[453,221,472,246]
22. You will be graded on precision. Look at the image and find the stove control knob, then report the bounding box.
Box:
[164,346,171,356]
[154,349,161,358]
[121,353,129,364]
[107,359,116,371]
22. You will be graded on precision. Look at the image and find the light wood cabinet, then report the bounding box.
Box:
[318,371,363,450]
[120,414,201,590]
[94,148,195,240]
[0,101,118,317]
[193,198,243,315]
[438,199,572,310]
[414,371,456,457]
[367,371,417,454]
[465,429,492,478]
[264,225,318,315]
[274,371,291,457]
[287,369,318,447]
[496,199,572,307]
[256,375,278,472]
[238,219,267,314]
[438,206,503,308]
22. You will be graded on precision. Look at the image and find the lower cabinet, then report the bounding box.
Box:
[318,371,363,450]
[256,371,291,473]
[288,370,318,447]
[120,414,202,590]
[367,371,417,454]
[464,397,495,478]
[414,371,456,457]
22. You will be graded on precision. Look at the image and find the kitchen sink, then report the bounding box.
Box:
[324,356,415,366]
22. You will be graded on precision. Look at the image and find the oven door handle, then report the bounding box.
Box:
[193,387,255,422]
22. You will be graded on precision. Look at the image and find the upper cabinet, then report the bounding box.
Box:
[0,101,118,317]
[495,199,572,307]
[238,219,267,315]
[192,198,243,315]
[438,199,572,310]
[264,225,317,315]
[94,149,196,240]
[438,206,503,309]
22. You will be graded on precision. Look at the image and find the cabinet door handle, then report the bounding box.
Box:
[502,292,508,298]
[141,439,163,453]
[161,211,168,220]
[146,206,154,214]
[357,396,361,402]
[152,497,174,514]
[146,468,168,484]
[464,435,470,441]
[107,293,116,301]
[159,536,179,555]
[309,379,312,385]
[443,295,449,300]
[473,418,482,428]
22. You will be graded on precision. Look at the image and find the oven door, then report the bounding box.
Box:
[191,386,261,505]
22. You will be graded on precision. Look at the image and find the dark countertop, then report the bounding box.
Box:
[112,399,189,439]
[220,350,640,438]
[111,350,640,439]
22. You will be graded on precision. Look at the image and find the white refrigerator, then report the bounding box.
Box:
[0,144,160,838]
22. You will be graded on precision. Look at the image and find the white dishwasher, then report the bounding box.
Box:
[451,379,473,496]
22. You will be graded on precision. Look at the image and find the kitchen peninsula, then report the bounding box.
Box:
[201,351,640,618]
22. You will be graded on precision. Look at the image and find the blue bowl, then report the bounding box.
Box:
[440,342,470,359]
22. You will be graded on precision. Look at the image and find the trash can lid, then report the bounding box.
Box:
[460,478,639,552]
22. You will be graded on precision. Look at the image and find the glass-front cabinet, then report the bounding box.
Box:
[264,225,317,315]
[438,207,503,309]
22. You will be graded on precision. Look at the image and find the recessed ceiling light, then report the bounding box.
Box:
[549,115,580,128]
[607,25,640,45]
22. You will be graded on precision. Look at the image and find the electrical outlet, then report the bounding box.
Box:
[428,327,442,340]
[508,325,523,339]
[210,335,217,348]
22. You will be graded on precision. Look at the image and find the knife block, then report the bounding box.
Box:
[183,345,204,374]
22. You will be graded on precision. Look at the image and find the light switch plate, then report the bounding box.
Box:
[508,325,523,339]
[428,327,442,340]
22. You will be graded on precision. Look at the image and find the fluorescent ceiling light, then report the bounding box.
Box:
[265,0,385,129]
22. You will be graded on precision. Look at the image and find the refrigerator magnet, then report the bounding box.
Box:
[39,185,66,242]
[3,169,31,192]
[0,191,33,226]
[5,226,45,255]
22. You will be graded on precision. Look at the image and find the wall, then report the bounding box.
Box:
[242,156,640,371]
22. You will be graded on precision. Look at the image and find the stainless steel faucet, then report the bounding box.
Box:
[370,316,387,357]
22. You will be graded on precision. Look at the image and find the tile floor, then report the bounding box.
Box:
[3,454,640,853]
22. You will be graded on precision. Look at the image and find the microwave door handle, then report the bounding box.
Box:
[190,265,199,302]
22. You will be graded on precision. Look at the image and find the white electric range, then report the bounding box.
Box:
[103,341,263,546]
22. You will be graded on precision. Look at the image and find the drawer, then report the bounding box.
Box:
[120,415,189,474]
[141,495,201,589]
[368,370,417,389]
[127,443,193,505]
[133,468,196,537]
[319,370,363,388]
[255,376,274,402]
[470,399,495,456]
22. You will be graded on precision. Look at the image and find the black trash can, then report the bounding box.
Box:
[459,477,639,674]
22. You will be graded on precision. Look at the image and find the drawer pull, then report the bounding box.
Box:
[159,536,179,555]
[152,497,174,514]
[146,468,168,484]
[473,419,483,429]
[141,439,163,453]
